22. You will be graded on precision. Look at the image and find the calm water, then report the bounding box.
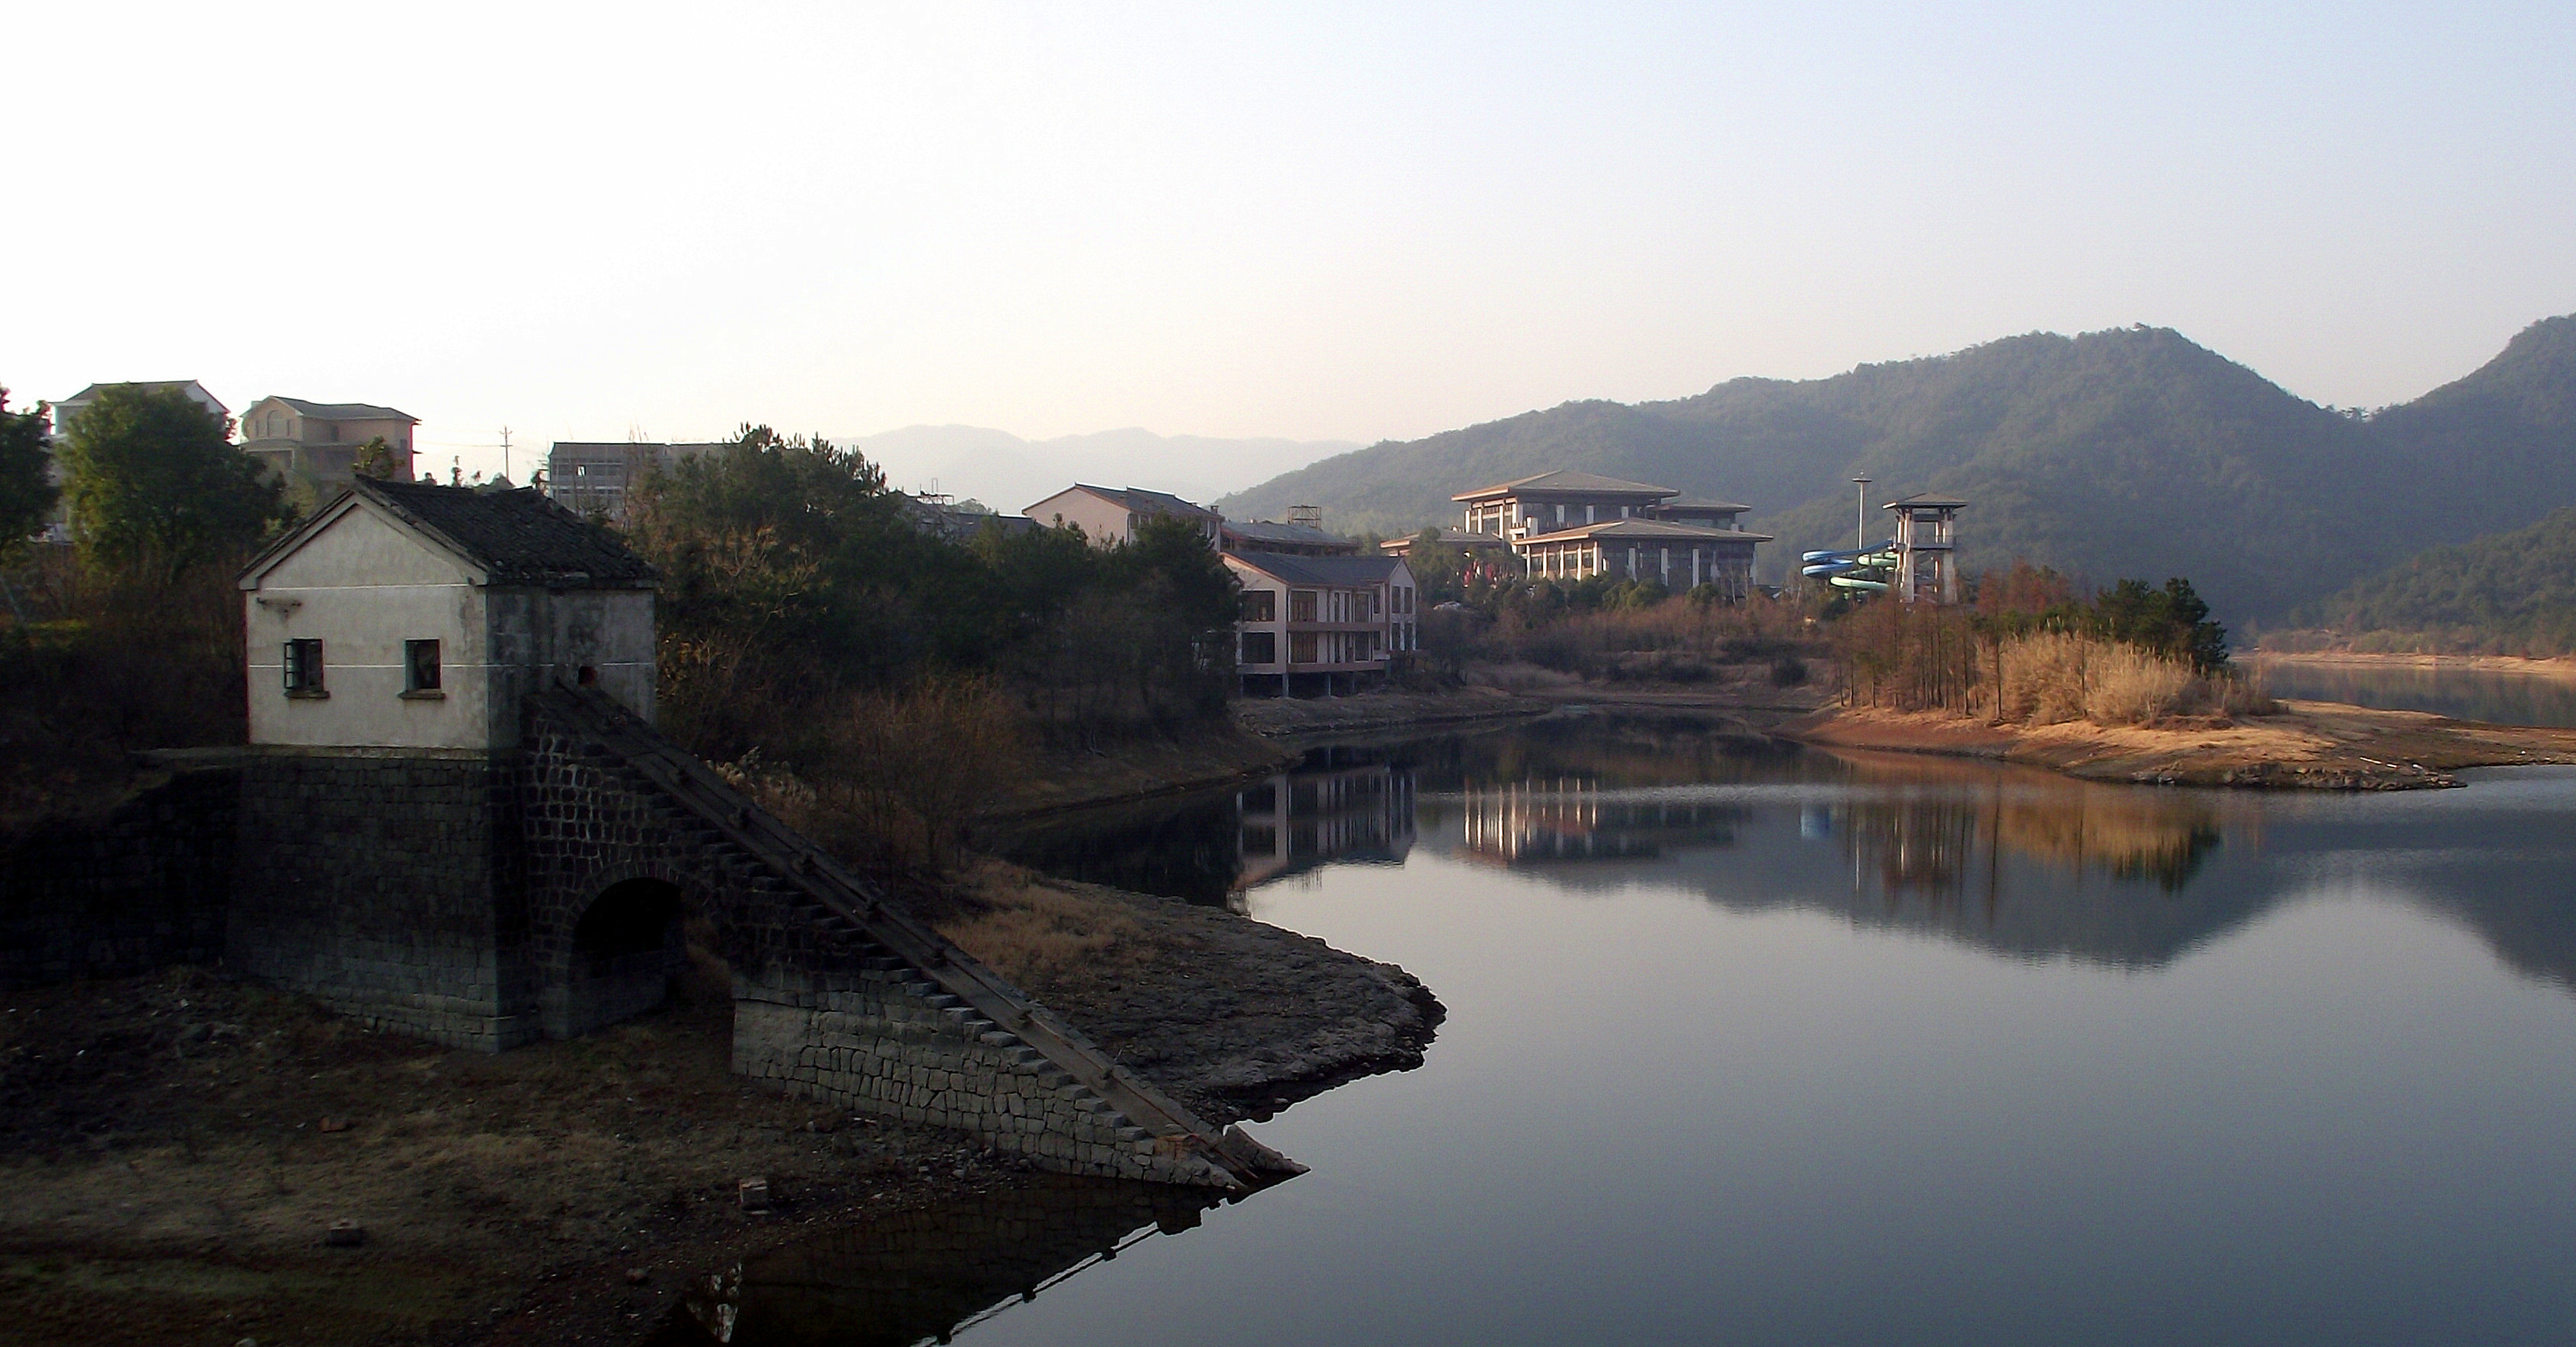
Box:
[698,717,2576,1346]
[2252,656,2576,727]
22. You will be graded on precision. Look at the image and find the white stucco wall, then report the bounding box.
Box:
[245,506,491,749]
[244,501,658,749]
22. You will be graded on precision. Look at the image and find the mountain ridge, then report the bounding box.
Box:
[1215,318,2576,619]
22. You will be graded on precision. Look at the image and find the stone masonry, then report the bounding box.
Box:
[519,687,1284,1188]
[2,685,1292,1189]
[226,748,535,1049]
[0,768,234,991]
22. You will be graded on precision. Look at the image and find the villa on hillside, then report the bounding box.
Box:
[1022,484,1222,547]
[1226,551,1416,697]
[1452,469,1772,598]
[238,397,421,488]
[1023,483,1416,696]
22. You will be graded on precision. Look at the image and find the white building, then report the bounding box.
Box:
[235,478,659,750]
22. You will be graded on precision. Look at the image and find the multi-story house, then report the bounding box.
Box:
[1225,551,1417,697]
[545,441,730,523]
[1022,484,1222,547]
[1451,469,1772,598]
[238,397,421,487]
[1024,484,1415,696]
[43,380,234,542]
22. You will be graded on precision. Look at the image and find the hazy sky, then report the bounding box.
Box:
[9,1,2572,484]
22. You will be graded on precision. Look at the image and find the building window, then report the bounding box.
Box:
[1290,590,1317,623]
[404,639,443,695]
[1242,631,1277,665]
[1242,589,1276,622]
[283,638,325,697]
[1289,631,1318,664]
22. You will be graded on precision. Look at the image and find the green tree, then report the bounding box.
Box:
[56,385,286,585]
[0,386,55,554]
[351,436,401,479]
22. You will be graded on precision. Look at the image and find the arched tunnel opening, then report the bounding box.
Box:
[550,877,689,1039]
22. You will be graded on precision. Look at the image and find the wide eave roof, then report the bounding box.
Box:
[1517,519,1775,544]
[1452,470,1679,502]
[1225,552,1404,585]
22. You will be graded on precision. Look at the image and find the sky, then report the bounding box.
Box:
[8,1,2574,489]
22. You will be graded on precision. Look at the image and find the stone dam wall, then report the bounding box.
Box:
[0,768,235,991]
[0,690,1287,1188]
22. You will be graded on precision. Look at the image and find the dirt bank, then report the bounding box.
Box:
[937,860,1442,1124]
[980,722,1296,822]
[0,965,1027,1347]
[1782,701,2576,789]
[1231,685,1548,742]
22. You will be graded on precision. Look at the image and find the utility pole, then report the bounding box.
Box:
[1852,475,1872,550]
[500,426,512,483]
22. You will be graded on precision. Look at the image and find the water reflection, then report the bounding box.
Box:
[1236,749,1415,887]
[2251,656,2576,727]
[999,716,2576,986]
[1455,780,1745,863]
[706,723,2576,1347]
[664,1176,1229,1346]
[990,746,1416,908]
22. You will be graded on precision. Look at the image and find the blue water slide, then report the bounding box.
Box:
[1801,541,1897,591]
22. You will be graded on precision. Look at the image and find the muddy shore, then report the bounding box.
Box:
[0,849,1442,1347]
[1,701,1469,1345]
[1781,700,2576,789]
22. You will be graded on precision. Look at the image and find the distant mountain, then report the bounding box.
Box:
[2293,506,2576,655]
[839,425,1358,517]
[1215,318,2576,620]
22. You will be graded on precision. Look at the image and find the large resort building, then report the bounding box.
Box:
[1452,470,1772,598]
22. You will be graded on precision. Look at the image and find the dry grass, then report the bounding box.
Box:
[1992,633,2274,728]
[705,675,1030,876]
[935,876,1148,990]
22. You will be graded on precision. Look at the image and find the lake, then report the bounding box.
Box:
[695,714,2576,1347]
[2252,655,2576,728]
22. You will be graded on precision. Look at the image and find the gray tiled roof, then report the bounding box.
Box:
[271,397,418,423]
[1072,484,1219,517]
[1225,552,1403,586]
[1453,469,1679,501]
[1224,519,1348,547]
[350,477,657,586]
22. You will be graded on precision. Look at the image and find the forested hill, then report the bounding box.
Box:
[2293,507,2576,656]
[1217,317,2576,620]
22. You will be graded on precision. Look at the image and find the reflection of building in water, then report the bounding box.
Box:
[1237,752,1414,887]
[677,1174,1227,1347]
[1456,778,1744,864]
[1824,775,2227,918]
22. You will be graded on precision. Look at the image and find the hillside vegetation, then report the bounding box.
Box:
[2287,506,2576,656]
[1219,316,2576,621]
